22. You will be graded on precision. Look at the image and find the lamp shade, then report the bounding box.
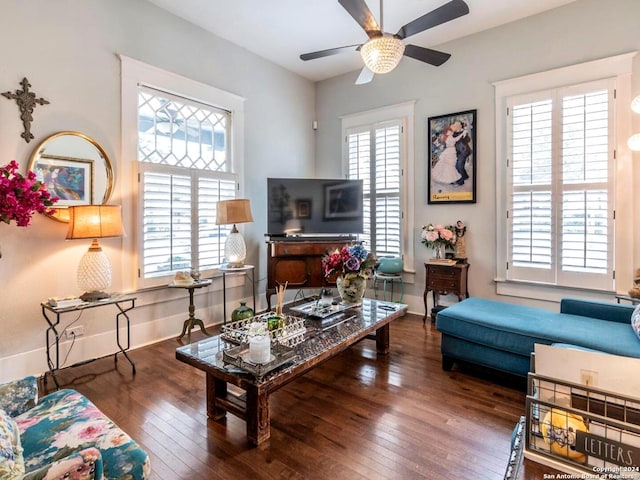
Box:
[215,199,253,225]
[66,205,124,302]
[360,34,405,74]
[66,205,124,239]
[215,199,253,267]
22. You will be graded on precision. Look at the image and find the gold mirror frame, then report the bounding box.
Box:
[27,131,114,222]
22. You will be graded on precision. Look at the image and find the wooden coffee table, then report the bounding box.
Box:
[176,298,407,445]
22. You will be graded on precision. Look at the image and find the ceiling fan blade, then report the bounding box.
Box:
[396,0,469,39]
[300,44,361,61]
[338,0,381,38]
[403,44,451,67]
[355,66,375,85]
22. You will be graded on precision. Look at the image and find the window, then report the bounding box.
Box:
[137,88,235,281]
[120,56,246,290]
[341,101,415,268]
[506,81,614,291]
[494,53,634,299]
[346,121,402,257]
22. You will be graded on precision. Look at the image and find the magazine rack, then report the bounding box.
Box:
[525,372,640,478]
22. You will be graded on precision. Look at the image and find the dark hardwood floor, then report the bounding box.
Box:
[43,313,554,479]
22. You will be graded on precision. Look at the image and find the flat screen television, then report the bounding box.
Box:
[267,177,363,237]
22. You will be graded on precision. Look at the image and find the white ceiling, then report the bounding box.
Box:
[146,0,577,82]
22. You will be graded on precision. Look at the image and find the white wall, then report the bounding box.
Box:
[0,0,315,382]
[3,0,640,383]
[314,0,640,312]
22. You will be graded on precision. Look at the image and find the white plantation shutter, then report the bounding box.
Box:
[198,176,236,270]
[374,125,401,256]
[560,90,610,280]
[347,129,371,248]
[510,98,553,282]
[506,80,614,290]
[137,87,237,286]
[140,166,236,280]
[347,121,402,258]
[142,170,191,277]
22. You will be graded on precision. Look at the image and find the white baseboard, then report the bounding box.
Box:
[0,308,219,384]
[0,292,424,384]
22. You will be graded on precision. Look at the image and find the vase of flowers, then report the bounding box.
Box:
[0,160,58,227]
[420,224,456,260]
[322,244,376,305]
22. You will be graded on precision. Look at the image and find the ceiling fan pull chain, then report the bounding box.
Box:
[379,0,383,32]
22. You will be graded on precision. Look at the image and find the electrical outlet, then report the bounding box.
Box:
[66,325,85,339]
[580,369,598,387]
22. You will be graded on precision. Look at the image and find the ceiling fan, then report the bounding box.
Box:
[300,0,469,84]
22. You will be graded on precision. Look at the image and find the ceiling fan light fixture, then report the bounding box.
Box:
[360,34,405,74]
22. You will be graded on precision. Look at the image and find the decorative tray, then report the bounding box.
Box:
[289,300,355,319]
[221,312,307,346]
[222,342,297,379]
[426,258,457,265]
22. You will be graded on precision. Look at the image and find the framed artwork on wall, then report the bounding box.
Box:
[34,154,94,206]
[427,109,477,204]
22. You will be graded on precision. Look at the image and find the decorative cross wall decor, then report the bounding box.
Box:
[2,77,50,143]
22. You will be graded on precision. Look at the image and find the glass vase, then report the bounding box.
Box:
[231,301,254,322]
[336,275,366,305]
[433,244,445,260]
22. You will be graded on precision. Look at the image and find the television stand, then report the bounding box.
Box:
[264,234,357,243]
[265,238,355,310]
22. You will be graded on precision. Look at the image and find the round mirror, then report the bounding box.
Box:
[27,131,114,222]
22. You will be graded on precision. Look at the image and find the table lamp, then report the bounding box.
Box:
[215,199,253,268]
[66,205,124,302]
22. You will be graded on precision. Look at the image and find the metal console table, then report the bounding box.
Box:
[42,295,136,389]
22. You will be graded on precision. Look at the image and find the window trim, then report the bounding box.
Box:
[341,101,416,274]
[493,52,635,301]
[119,55,246,291]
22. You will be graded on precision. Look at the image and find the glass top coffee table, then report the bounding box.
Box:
[176,297,408,445]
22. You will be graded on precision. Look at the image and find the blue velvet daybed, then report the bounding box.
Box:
[435,297,639,377]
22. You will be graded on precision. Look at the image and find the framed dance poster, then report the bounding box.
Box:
[427,109,477,204]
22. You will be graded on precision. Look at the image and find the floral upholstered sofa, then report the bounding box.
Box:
[0,376,150,479]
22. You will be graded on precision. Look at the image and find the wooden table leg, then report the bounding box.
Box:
[245,388,270,445]
[206,373,227,421]
[423,288,429,323]
[375,324,390,354]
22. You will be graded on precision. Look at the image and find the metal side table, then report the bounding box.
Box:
[42,295,136,389]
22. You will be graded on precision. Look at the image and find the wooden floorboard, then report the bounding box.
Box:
[44,313,554,479]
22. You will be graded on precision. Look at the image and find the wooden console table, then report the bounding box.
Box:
[423,262,469,322]
[265,239,352,310]
[176,298,408,445]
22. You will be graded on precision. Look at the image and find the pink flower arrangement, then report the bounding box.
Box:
[0,160,58,227]
[421,223,456,250]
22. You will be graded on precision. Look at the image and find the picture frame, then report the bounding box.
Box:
[427,109,477,204]
[34,154,94,206]
[296,199,312,219]
[323,181,362,220]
